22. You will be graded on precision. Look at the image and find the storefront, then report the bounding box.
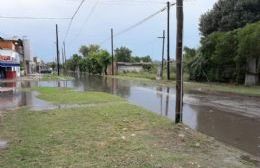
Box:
[0,53,20,80]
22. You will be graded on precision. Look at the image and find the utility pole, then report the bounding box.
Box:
[158,30,165,79]
[56,24,60,76]
[167,1,170,80]
[61,46,64,65]
[175,0,184,123]
[63,41,66,64]
[111,28,114,75]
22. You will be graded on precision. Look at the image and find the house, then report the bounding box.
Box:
[0,40,22,79]
[107,62,152,75]
[32,57,45,73]
[0,37,34,79]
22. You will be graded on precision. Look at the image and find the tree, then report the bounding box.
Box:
[188,21,260,84]
[131,56,141,63]
[237,21,260,85]
[141,55,152,62]
[131,55,152,63]
[79,44,100,57]
[183,47,197,74]
[115,47,132,62]
[199,0,260,36]
[98,50,111,75]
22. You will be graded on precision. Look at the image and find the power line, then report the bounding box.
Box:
[71,0,87,20]
[69,0,164,44]
[64,0,87,41]
[99,0,165,5]
[99,2,176,45]
[69,0,99,44]
[0,16,71,20]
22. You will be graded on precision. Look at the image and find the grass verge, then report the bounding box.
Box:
[0,87,256,168]
[112,74,260,97]
[41,74,74,81]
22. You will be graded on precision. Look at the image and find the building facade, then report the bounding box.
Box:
[0,40,21,79]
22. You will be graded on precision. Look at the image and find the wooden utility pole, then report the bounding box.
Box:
[63,41,66,64]
[61,46,64,65]
[56,24,60,76]
[158,30,165,79]
[111,28,114,75]
[175,0,184,123]
[167,1,171,80]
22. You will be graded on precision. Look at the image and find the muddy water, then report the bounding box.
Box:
[0,74,259,157]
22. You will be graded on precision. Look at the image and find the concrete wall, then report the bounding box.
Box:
[23,39,32,61]
[117,65,143,73]
[245,57,259,86]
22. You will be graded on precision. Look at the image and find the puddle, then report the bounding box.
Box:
[0,140,8,150]
[0,87,56,111]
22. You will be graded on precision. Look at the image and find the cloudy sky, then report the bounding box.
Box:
[0,0,217,62]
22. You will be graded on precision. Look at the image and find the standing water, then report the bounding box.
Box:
[0,74,259,158]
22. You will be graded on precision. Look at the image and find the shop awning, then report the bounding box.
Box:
[0,62,20,67]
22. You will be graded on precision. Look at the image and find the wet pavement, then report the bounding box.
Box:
[0,74,259,157]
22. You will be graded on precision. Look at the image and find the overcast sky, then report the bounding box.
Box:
[0,0,217,62]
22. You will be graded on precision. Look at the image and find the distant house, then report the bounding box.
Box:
[32,57,44,73]
[107,62,152,75]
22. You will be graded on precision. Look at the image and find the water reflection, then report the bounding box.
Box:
[0,81,53,110]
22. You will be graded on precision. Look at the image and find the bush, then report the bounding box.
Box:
[186,21,260,84]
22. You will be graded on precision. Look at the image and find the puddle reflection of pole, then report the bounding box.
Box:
[160,92,163,116]
[165,87,170,116]
[111,78,115,94]
[57,81,61,88]
[156,87,163,116]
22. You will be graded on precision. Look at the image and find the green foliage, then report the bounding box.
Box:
[66,45,111,75]
[187,22,260,84]
[98,50,111,75]
[237,21,260,60]
[131,55,152,63]
[183,47,197,71]
[79,44,100,57]
[67,45,154,75]
[199,0,260,36]
[65,54,82,71]
[115,46,132,62]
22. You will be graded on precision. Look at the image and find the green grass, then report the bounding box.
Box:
[41,74,74,81]
[118,70,177,81]
[0,87,256,168]
[34,87,122,105]
[184,82,260,96]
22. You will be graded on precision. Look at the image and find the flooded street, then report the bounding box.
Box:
[0,74,259,158]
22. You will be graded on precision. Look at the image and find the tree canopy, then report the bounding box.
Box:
[115,47,132,62]
[199,0,260,36]
[79,44,100,57]
[186,21,260,84]
[66,45,111,75]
